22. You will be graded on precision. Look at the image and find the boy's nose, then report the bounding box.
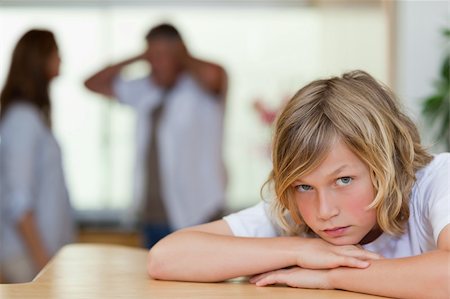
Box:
[317,191,339,220]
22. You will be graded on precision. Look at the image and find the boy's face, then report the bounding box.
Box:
[292,139,378,245]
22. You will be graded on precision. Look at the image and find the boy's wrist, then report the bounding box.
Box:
[285,236,312,267]
[327,267,344,290]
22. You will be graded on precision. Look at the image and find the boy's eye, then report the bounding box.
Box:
[296,184,313,192]
[336,177,352,186]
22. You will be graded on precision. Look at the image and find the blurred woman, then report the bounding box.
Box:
[0,29,75,283]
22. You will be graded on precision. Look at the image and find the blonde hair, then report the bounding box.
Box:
[267,70,432,237]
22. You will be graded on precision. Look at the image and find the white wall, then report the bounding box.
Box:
[395,0,449,152]
[0,3,391,213]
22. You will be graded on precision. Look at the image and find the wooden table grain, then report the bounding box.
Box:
[0,244,391,298]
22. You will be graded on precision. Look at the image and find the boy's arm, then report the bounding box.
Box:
[330,224,450,299]
[252,224,450,299]
[334,224,450,299]
[147,220,381,282]
[329,248,449,299]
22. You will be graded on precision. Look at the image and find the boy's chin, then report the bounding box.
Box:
[321,235,362,246]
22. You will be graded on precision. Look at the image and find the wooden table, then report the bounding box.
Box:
[0,244,390,298]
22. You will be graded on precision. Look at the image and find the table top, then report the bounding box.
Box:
[0,244,390,298]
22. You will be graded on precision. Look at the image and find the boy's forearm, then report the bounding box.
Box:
[148,231,300,282]
[328,250,450,299]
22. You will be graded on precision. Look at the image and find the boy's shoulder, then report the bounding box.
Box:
[416,153,449,182]
[412,153,449,216]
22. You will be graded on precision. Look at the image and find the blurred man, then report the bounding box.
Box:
[85,23,227,248]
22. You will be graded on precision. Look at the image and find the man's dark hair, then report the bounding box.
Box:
[145,23,182,41]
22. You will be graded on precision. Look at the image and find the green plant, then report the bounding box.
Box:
[422,28,450,150]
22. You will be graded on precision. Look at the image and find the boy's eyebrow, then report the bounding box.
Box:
[293,164,351,185]
[329,165,349,176]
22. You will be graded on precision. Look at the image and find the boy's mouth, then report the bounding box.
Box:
[323,226,350,237]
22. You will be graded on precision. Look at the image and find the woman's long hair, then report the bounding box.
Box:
[0,29,58,127]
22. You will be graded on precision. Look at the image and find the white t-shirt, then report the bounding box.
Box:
[224,153,450,258]
[113,73,226,229]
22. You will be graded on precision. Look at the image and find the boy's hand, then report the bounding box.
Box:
[295,238,382,269]
[249,266,332,289]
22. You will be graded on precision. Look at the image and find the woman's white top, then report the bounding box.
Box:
[224,153,450,258]
[0,103,75,267]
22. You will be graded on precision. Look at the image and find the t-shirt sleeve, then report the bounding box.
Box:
[426,154,450,244]
[223,202,280,237]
